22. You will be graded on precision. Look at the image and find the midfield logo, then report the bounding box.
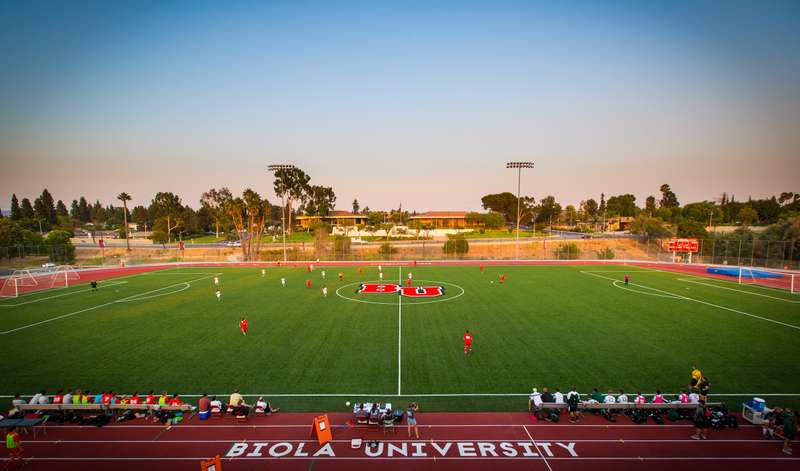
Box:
[357,283,444,298]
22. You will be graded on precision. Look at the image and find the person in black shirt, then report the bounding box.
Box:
[541,387,554,403]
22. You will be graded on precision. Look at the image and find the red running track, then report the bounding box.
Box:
[4,412,797,471]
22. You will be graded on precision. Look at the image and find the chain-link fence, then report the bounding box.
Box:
[1,237,798,269]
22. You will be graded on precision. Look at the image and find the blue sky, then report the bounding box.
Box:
[1,0,798,211]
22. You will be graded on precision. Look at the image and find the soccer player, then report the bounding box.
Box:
[306,279,312,289]
[321,270,326,279]
[499,274,506,284]
[307,264,311,273]
[4,426,23,469]
[338,272,344,281]
[480,265,484,273]
[239,317,248,336]
[281,277,286,287]
[566,387,581,423]
[378,265,382,272]
[322,286,328,297]
[90,280,98,291]
[624,274,630,285]
[406,277,412,288]
[215,289,221,301]
[214,276,219,286]
[463,330,473,354]
[261,269,266,278]
[379,272,384,281]
[408,272,412,280]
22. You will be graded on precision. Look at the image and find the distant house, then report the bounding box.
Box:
[295,210,368,229]
[407,211,469,229]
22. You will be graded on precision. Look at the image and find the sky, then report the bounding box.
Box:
[1,0,799,213]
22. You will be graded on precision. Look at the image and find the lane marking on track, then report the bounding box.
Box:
[0,281,129,308]
[0,274,218,335]
[22,438,792,444]
[583,271,800,331]
[677,278,800,304]
[4,457,797,462]
[522,425,554,471]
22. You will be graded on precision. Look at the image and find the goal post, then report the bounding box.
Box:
[49,265,81,289]
[738,266,798,294]
[0,270,40,298]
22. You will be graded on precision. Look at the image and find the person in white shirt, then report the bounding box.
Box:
[281,277,286,287]
[688,392,700,404]
[528,388,543,417]
[603,390,616,404]
[617,390,629,403]
[378,265,382,272]
[321,270,326,279]
[379,272,384,280]
[214,276,219,286]
[322,286,328,297]
[261,269,266,278]
[63,391,73,405]
[215,289,221,301]
[209,396,223,413]
[553,388,564,404]
[29,391,46,404]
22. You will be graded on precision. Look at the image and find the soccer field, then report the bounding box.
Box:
[2,263,799,411]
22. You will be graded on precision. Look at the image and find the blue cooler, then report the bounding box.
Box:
[752,397,765,412]
[199,409,211,420]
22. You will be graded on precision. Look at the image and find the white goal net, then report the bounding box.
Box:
[49,265,81,289]
[738,267,798,294]
[0,270,40,298]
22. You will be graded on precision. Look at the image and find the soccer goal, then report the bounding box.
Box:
[0,270,40,298]
[49,265,81,289]
[737,267,798,294]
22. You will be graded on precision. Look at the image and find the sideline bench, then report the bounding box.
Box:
[538,402,721,411]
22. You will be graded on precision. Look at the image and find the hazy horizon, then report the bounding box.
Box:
[1,0,799,212]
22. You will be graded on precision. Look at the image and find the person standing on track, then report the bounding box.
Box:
[239,317,248,336]
[407,402,419,439]
[691,400,711,440]
[566,387,581,423]
[4,425,22,470]
[463,330,473,355]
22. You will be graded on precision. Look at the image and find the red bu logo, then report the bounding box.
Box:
[357,283,444,298]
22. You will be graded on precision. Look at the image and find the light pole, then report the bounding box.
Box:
[506,161,534,260]
[268,164,296,262]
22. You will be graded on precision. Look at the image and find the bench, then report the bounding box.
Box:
[538,402,721,411]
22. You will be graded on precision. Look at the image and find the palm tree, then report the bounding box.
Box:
[117,192,132,252]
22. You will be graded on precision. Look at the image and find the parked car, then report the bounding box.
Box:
[226,240,242,247]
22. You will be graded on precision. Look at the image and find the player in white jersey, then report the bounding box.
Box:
[280,277,286,287]
[322,286,328,297]
[379,272,383,280]
[214,276,219,286]
[261,269,266,277]
[215,289,221,301]
[321,270,326,279]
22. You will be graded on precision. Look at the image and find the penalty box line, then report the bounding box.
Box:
[0,273,218,336]
[582,271,800,331]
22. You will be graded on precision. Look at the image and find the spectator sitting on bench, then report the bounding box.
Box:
[589,388,603,403]
[158,392,169,406]
[232,398,250,417]
[129,392,141,405]
[652,390,666,404]
[63,389,73,406]
[255,397,279,414]
[81,390,90,404]
[602,389,617,420]
[145,391,156,405]
[688,390,700,404]
[94,391,104,404]
[369,403,381,422]
[168,393,183,406]
[209,396,223,413]
[9,394,25,418]
[53,389,64,404]
[29,390,48,405]
[634,392,646,404]
[553,388,564,404]
[618,390,629,403]
[541,387,554,404]
[528,388,543,418]
[354,404,369,424]
[229,390,246,409]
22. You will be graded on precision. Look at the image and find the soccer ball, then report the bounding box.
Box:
[490,281,494,284]
[345,401,351,407]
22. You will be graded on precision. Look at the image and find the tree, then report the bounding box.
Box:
[535,195,561,227]
[659,184,679,208]
[443,235,469,255]
[149,192,183,242]
[117,192,132,251]
[737,206,758,226]
[630,215,671,238]
[45,230,75,263]
[304,185,336,216]
[200,187,232,238]
[33,198,51,231]
[778,192,795,205]
[20,198,34,219]
[367,211,385,226]
[56,200,68,217]
[77,197,90,223]
[0,219,23,247]
[645,196,656,215]
[10,194,21,220]
[599,193,606,218]
[131,206,149,231]
[605,194,637,217]
[352,199,360,214]
[676,219,708,239]
[272,167,311,235]
[223,189,271,261]
[38,189,57,224]
[581,199,598,222]
[481,192,534,223]
[69,200,79,220]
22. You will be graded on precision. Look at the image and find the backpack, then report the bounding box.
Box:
[548,410,560,422]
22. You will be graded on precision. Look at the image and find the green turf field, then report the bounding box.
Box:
[2,264,799,411]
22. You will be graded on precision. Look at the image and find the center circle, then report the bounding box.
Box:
[335,279,465,305]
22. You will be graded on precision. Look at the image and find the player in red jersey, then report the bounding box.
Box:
[406,278,412,287]
[480,265,484,273]
[463,330,473,354]
[239,317,248,336]
[499,274,505,284]
[306,279,312,289]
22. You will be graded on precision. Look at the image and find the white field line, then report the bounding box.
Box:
[0,281,129,308]
[611,280,682,299]
[677,278,800,304]
[0,274,218,335]
[398,265,402,396]
[583,271,800,331]
[143,272,223,275]
[522,425,554,471]
[114,283,191,303]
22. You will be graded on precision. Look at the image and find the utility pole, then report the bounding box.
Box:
[506,162,534,260]
[268,164,296,262]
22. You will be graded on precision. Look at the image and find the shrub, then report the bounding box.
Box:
[45,230,75,263]
[597,247,615,260]
[554,243,579,260]
[151,230,169,244]
[333,235,351,255]
[378,243,397,255]
[443,236,469,255]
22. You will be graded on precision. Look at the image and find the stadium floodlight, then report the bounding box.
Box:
[506,162,535,260]
[268,164,296,262]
